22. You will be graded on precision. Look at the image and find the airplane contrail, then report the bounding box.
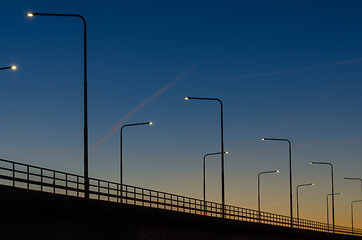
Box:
[0,114,29,120]
[239,137,362,156]
[232,57,362,80]
[92,65,196,149]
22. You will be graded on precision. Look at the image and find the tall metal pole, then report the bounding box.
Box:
[310,161,335,232]
[327,193,330,227]
[83,15,88,200]
[331,164,335,233]
[120,122,152,202]
[220,99,225,218]
[203,151,226,215]
[203,153,205,213]
[326,192,341,232]
[261,138,292,227]
[27,12,89,199]
[258,170,279,222]
[352,201,355,235]
[258,173,261,220]
[185,97,225,217]
[297,185,299,225]
[296,183,314,227]
[288,140,292,227]
[351,200,362,235]
[120,126,123,202]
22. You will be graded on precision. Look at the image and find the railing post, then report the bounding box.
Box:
[117,183,119,203]
[149,190,151,207]
[27,166,29,189]
[107,182,109,201]
[77,176,79,197]
[125,185,127,204]
[177,196,179,212]
[121,184,123,204]
[183,197,185,212]
[12,162,15,187]
[53,171,55,193]
[98,180,100,200]
[41,169,43,192]
[66,174,68,195]
[171,194,173,211]
[157,192,159,209]
[142,189,144,206]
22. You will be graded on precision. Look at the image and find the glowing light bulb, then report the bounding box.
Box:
[184,97,189,100]
[27,13,34,17]
[149,122,153,125]
[11,65,17,70]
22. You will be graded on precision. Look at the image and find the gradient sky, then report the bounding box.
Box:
[2,0,362,227]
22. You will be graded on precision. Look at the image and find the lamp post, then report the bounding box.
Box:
[261,138,293,227]
[326,192,341,231]
[120,122,152,202]
[258,170,279,221]
[296,183,314,226]
[0,65,17,71]
[310,161,335,232]
[185,96,225,217]
[344,177,362,198]
[27,12,89,199]
[203,151,228,215]
[351,199,362,235]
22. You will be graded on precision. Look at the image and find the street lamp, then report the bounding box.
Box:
[261,137,293,227]
[0,65,17,71]
[185,96,226,217]
[326,192,341,231]
[258,170,279,221]
[203,151,228,215]
[120,122,152,202]
[296,183,314,226]
[310,161,335,232]
[351,199,362,235]
[27,12,89,198]
[344,177,362,198]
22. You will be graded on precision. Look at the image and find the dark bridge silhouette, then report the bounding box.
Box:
[0,158,361,240]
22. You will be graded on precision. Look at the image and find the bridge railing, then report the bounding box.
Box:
[0,158,361,236]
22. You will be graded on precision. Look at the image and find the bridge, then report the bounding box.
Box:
[0,158,361,239]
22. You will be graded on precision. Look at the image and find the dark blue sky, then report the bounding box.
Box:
[2,0,362,226]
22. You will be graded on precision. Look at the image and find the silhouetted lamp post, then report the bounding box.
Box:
[120,122,152,202]
[261,138,293,227]
[203,151,228,215]
[344,177,362,198]
[185,96,226,217]
[351,199,362,235]
[326,192,341,231]
[27,12,89,199]
[0,65,17,71]
[296,183,314,226]
[258,170,279,221]
[310,161,335,233]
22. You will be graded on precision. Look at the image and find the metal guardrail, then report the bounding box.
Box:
[0,158,361,236]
